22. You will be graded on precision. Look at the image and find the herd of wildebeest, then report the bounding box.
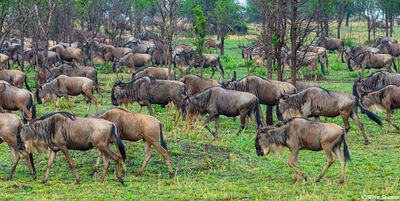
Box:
[1,32,400,185]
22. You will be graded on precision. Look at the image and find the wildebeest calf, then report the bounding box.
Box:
[0,83,36,121]
[255,118,350,184]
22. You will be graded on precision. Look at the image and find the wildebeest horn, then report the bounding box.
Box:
[232,71,236,81]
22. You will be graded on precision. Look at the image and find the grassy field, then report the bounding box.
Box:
[0,21,400,200]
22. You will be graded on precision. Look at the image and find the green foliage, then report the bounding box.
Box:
[192,5,208,55]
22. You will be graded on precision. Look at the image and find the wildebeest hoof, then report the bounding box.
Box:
[2,177,11,181]
[75,181,80,185]
[32,175,37,180]
[88,170,96,176]
[364,141,369,145]
[339,180,344,184]
[118,178,125,185]
[303,175,307,181]
[169,172,175,179]
[41,179,47,184]
[315,178,321,183]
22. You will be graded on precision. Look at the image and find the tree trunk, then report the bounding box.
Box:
[221,35,225,55]
[337,21,342,39]
[385,9,389,37]
[345,11,350,26]
[367,18,371,46]
[290,0,297,87]
[323,18,329,37]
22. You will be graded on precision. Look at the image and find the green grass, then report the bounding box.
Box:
[1,21,400,200]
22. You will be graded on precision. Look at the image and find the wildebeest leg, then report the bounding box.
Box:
[152,142,174,178]
[236,114,246,136]
[100,152,111,183]
[98,145,124,184]
[105,60,109,73]
[298,70,304,80]
[316,147,335,183]
[42,151,57,184]
[266,106,273,125]
[55,97,61,112]
[203,115,217,140]
[89,152,102,176]
[259,105,267,125]
[3,147,20,181]
[333,146,346,184]
[314,116,321,122]
[136,141,152,176]
[22,151,36,180]
[249,111,260,133]
[145,103,154,115]
[313,65,318,81]
[350,113,368,145]
[386,109,399,131]
[64,96,75,114]
[137,104,142,113]
[60,147,80,184]
[287,149,307,183]
[214,115,220,137]
[210,67,215,79]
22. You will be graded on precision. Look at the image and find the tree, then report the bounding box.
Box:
[0,0,21,48]
[214,0,242,55]
[104,0,132,46]
[192,5,207,78]
[336,0,352,39]
[354,0,380,45]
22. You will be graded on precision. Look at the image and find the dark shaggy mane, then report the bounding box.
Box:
[93,107,128,117]
[33,112,76,122]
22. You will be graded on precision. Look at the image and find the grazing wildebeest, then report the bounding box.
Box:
[0,113,36,181]
[111,76,187,117]
[360,85,400,134]
[283,51,325,81]
[47,63,101,96]
[0,83,36,121]
[376,41,400,57]
[204,39,221,54]
[374,21,388,29]
[353,70,400,99]
[341,45,380,63]
[93,107,174,178]
[36,75,98,117]
[373,36,398,48]
[316,36,344,62]
[283,78,319,91]
[132,66,175,80]
[277,87,382,145]
[99,45,132,73]
[250,46,266,68]
[255,118,350,184]
[172,45,196,77]
[49,44,83,64]
[299,46,328,71]
[113,53,151,75]
[16,112,126,184]
[122,41,151,54]
[183,86,264,140]
[179,74,219,96]
[221,73,296,125]
[0,69,31,91]
[185,52,225,78]
[23,48,63,69]
[3,43,22,68]
[347,51,397,75]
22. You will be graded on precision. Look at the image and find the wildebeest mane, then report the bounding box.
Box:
[33,112,76,122]
[93,107,128,118]
[188,86,213,114]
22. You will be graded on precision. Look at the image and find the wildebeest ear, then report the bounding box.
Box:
[232,71,236,81]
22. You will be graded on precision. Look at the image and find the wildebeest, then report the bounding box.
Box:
[47,63,101,96]
[93,107,174,178]
[98,45,132,73]
[179,74,219,96]
[172,45,196,77]
[36,75,98,117]
[221,74,297,125]
[23,48,63,69]
[113,53,151,75]
[183,86,264,140]
[204,39,221,54]
[111,76,187,117]
[360,85,400,134]
[122,41,151,54]
[0,69,31,91]
[185,52,225,78]
[299,46,328,71]
[255,118,350,184]
[2,43,22,68]
[0,53,9,69]
[49,44,83,64]
[0,113,36,181]
[374,21,388,29]
[316,36,344,62]
[341,45,380,63]
[347,51,397,75]
[353,70,400,99]
[132,66,175,80]
[376,41,400,57]
[283,51,325,81]
[277,87,382,145]
[0,83,36,121]
[283,78,319,91]
[16,112,126,184]
[373,36,398,48]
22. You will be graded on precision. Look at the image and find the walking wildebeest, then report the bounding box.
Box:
[92,107,174,178]
[23,48,63,69]
[220,74,297,125]
[277,87,382,145]
[47,63,101,96]
[122,41,151,54]
[283,51,325,80]
[255,118,350,184]
[0,69,31,91]
[0,83,36,121]
[49,44,83,65]
[132,66,175,80]
[316,36,344,62]
[179,74,219,96]
[360,85,400,134]
[376,41,400,57]
[113,53,151,75]
[347,51,397,75]
[283,78,319,92]
[299,46,328,71]
[99,45,132,73]
[182,86,264,140]
[111,76,187,117]
[0,113,36,181]
[353,70,400,99]
[341,45,380,63]
[181,52,225,79]
[36,75,98,117]
[373,36,398,48]
[16,112,126,184]
[204,39,221,54]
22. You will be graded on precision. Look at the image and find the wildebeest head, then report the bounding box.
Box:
[277,92,303,120]
[255,123,286,156]
[36,79,59,104]
[342,49,351,63]
[111,79,127,106]
[220,71,237,89]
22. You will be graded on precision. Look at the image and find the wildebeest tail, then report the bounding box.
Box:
[58,54,64,64]
[392,58,397,72]
[352,81,359,99]
[254,99,263,128]
[341,51,344,63]
[159,123,167,150]
[30,94,36,119]
[276,100,283,121]
[17,124,24,150]
[217,57,225,78]
[318,55,325,75]
[24,76,32,92]
[29,153,36,173]
[342,132,351,161]
[347,60,353,72]
[112,124,126,160]
[356,98,382,126]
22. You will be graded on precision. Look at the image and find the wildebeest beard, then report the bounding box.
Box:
[111,82,139,106]
[187,88,211,116]
[361,90,385,112]
[278,92,304,119]
[353,71,398,98]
